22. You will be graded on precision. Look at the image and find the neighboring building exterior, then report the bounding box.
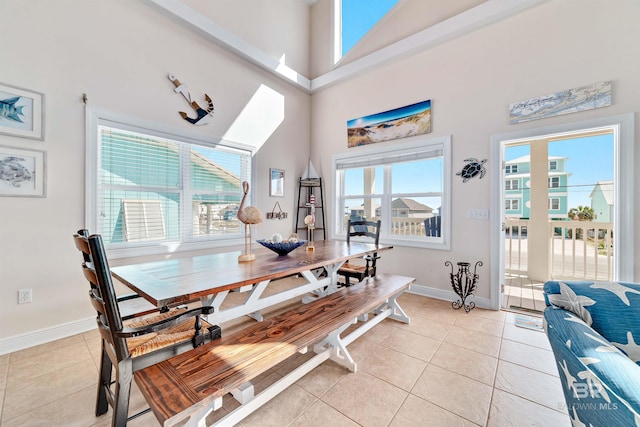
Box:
[504,155,571,219]
[590,180,613,222]
[379,198,434,218]
[350,198,434,219]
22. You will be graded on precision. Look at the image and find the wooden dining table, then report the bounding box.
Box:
[111,239,392,325]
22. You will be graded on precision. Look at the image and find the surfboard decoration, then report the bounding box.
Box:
[168,74,214,125]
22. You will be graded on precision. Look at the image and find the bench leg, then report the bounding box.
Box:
[179,403,217,427]
[388,294,410,323]
[231,382,255,404]
[314,320,358,372]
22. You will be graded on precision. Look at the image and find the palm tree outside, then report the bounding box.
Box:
[568,205,595,221]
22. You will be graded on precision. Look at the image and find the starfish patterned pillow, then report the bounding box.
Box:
[544,280,640,366]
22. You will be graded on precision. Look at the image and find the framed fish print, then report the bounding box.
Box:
[0,82,45,140]
[0,145,46,197]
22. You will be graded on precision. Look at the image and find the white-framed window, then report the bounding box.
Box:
[548,176,560,188]
[548,198,560,210]
[333,135,450,249]
[505,179,519,190]
[333,0,399,64]
[549,160,558,170]
[505,164,518,174]
[86,108,253,258]
[505,199,519,210]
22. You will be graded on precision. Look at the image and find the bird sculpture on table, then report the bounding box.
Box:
[237,181,263,262]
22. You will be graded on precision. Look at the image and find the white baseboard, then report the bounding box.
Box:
[0,317,96,356]
[408,283,492,310]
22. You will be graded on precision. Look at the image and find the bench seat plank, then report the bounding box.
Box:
[136,273,414,425]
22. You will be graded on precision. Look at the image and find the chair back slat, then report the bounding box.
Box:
[346,220,381,245]
[73,229,92,263]
[88,288,107,317]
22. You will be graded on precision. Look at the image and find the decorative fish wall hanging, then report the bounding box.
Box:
[0,97,25,123]
[168,74,214,125]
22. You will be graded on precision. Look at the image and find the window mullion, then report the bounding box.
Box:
[181,144,192,241]
[381,165,392,236]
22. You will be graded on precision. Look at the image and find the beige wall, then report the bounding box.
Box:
[183,0,312,76]
[0,0,310,340]
[2,0,639,348]
[310,0,640,300]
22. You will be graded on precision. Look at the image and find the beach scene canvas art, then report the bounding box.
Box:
[347,100,431,148]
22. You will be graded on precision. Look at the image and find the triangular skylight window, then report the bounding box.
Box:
[339,0,399,59]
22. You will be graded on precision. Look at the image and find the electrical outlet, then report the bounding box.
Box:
[18,288,32,304]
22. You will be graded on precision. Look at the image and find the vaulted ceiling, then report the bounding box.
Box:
[146,0,546,93]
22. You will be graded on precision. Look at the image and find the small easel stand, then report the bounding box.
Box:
[238,224,255,262]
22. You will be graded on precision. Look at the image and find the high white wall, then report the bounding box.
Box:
[183,0,312,76]
[0,0,311,342]
[2,0,639,350]
[310,0,640,300]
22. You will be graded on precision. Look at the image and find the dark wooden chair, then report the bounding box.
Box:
[74,232,221,426]
[74,229,166,320]
[338,219,381,286]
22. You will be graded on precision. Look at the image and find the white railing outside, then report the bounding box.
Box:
[391,217,427,236]
[504,219,614,281]
[504,219,529,274]
[343,216,429,237]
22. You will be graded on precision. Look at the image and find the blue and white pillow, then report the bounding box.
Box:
[544,280,640,366]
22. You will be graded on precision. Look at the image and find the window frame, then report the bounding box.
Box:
[548,176,560,188]
[505,179,519,190]
[505,164,518,174]
[505,199,519,211]
[86,107,254,259]
[548,197,560,210]
[332,0,399,65]
[332,134,451,250]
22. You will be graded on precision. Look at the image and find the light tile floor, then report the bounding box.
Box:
[0,293,572,426]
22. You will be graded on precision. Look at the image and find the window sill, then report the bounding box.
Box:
[106,237,244,260]
[335,234,450,251]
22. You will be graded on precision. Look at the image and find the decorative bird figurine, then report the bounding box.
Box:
[237,181,263,262]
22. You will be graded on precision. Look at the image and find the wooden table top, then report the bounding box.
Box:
[111,240,391,307]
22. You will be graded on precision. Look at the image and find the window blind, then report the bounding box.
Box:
[335,145,443,170]
[96,124,251,246]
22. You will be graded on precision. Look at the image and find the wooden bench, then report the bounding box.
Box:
[135,273,414,427]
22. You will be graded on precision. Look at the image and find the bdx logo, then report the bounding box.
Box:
[573,382,603,399]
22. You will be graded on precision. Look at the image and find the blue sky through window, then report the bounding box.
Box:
[342,0,399,56]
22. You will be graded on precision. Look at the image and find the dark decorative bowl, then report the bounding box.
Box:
[257,239,306,256]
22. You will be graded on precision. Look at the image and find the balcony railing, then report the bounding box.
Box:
[505,219,614,281]
[343,216,437,237]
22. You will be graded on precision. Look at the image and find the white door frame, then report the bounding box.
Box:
[489,113,635,310]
